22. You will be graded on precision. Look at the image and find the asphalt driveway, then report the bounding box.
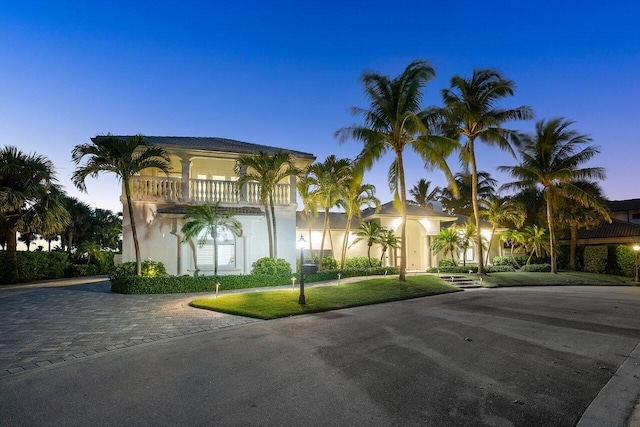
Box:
[0,281,639,426]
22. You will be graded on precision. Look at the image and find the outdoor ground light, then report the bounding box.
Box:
[297,235,307,304]
[633,245,640,282]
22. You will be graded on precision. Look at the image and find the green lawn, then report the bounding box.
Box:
[479,271,633,287]
[190,275,461,319]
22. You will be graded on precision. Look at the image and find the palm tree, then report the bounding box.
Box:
[75,241,104,265]
[379,228,400,265]
[439,171,496,216]
[300,155,352,269]
[555,181,610,270]
[60,195,92,253]
[441,68,534,274]
[338,171,380,268]
[72,134,171,275]
[297,174,320,258]
[181,202,243,276]
[480,195,526,264]
[18,232,36,251]
[336,60,456,281]
[431,227,461,265]
[457,222,479,267]
[500,229,525,263]
[235,151,300,261]
[0,146,69,280]
[521,225,550,265]
[408,179,440,207]
[351,221,385,267]
[499,118,607,273]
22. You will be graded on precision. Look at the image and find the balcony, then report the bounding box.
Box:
[129,176,291,205]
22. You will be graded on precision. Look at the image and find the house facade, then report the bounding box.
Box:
[111,136,315,276]
[296,201,506,269]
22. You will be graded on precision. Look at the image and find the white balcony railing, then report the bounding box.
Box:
[129,176,290,206]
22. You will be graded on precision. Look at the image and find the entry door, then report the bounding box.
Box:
[405,221,424,271]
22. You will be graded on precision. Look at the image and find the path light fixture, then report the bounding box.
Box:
[291,277,296,289]
[633,245,640,283]
[297,235,307,304]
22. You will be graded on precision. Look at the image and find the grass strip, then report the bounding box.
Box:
[190,275,461,319]
[479,271,632,287]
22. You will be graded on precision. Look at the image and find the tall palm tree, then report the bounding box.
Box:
[480,195,526,264]
[499,118,607,273]
[439,171,496,216]
[441,68,534,274]
[72,134,171,275]
[235,151,300,261]
[0,146,69,280]
[379,228,400,265]
[408,179,440,207]
[336,60,456,281]
[351,221,385,267]
[181,202,243,276]
[300,155,352,269]
[60,195,92,253]
[555,181,610,270]
[338,171,380,268]
[431,227,461,265]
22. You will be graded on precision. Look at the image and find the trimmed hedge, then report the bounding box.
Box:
[492,256,520,268]
[520,263,552,272]
[427,265,516,274]
[252,257,292,275]
[614,245,636,277]
[0,251,70,284]
[583,245,608,274]
[344,257,382,269]
[110,266,402,294]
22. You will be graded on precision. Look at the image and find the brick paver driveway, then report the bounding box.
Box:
[0,278,259,377]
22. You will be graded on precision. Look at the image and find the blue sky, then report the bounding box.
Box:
[1,0,638,213]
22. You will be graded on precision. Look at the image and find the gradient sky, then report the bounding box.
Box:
[1,0,638,214]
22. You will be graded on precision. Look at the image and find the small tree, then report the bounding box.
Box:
[431,227,461,265]
[181,203,243,276]
[351,221,385,267]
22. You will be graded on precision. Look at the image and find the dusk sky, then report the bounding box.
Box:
[2,0,638,214]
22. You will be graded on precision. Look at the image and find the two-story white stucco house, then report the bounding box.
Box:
[110,136,315,276]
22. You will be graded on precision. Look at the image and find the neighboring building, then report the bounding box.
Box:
[111,136,315,276]
[296,201,505,269]
[608,199,640,225]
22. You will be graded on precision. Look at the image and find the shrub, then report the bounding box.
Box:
[66,264,100,277]
[428,266,478,274]
[583,245,608,273]
[344,256,382,269]
[0,251,71,284]
[514,255,530,266]
[614,245,636,277]
[111,273,293,294]
[492,256,520,268]
[438,258,457,267]
[251,257,292,275]
[108,260,167,280]
[486,265,517,273]
[520,263,552,272]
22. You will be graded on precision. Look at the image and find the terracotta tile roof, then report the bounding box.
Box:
[93,135,315,160]
[607,199,640,212]
[157,205,264,216]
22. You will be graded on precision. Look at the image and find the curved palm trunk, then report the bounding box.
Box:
[397,153,407,281]
[468,140,485,274]
[213,234,219,276]
[569,225,578,271]
[263,202,274,259]
[545,188,558,274]
[124,181,142,276]
[318,209,331,270]
[485,226,497,265]
[340,216,353,269]
[269,194,277,260]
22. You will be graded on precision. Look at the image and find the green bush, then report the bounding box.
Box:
[514,255,530,266]
[344,257,382,269]
[428,266,477,274]
[438,258,457,267]
[583,245,608,273]
[614,245,636,277]
[66,264,100,277]
[251,257,292,275]
[0,251,71,284]
[487,265,517,273]
[109,260,167,280]
[520,263,552,272]
[111,273,294,294]
[492,256,520,268]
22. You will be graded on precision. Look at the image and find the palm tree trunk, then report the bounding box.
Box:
[468,140,485,274]
[263,202,274,259]
[545,188,558,274]
[319,209,330,270]
[124,181,142,276]
[397,153,407,281]
[213,235,218,276]
[340,217,352,269]
[569,225,578,271]
[485,226,497,265]
[269,194,277,260]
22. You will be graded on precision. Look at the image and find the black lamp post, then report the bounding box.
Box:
[634,245,640,283]
[298,235,307,304]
